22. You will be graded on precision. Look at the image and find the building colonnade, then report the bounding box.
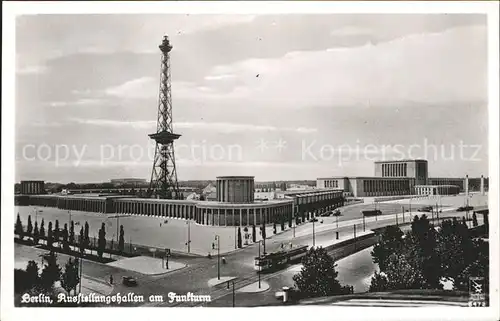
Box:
[382,163,407,177]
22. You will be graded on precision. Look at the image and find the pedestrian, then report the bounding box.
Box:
[109,275,113,285]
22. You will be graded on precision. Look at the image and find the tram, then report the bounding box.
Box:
[254,244,309,273]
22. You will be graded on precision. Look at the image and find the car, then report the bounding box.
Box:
[309,218,318,222]
[418,206,433,212]
[332,209,341,216]
[457,206,474,212]
[122,276,138,286]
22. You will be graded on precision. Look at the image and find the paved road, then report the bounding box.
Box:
[15,206,479,307]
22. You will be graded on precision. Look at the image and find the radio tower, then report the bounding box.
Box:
[148,35,180,199]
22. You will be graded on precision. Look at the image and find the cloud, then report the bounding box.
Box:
[330,26,374,37]
[16,64,48,75]
[104,77,157,99]
[70,118,156,129]
[67,118,318,134]
[44,98,105,107]
[186,25,486,108]
[177,122,317,134]
[204,74,236,81]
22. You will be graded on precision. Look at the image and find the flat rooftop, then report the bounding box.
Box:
[317,176,415,180]
[216,176,255,179]
[374,159,428,163]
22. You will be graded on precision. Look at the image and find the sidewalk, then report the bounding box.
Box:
[106,256,186,275]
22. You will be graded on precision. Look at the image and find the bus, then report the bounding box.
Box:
[362,209,382,217]
[254,245,309,273]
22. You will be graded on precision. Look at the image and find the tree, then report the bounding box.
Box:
[78,227,85,254]
[25,260,41,291]
[33,221,40,245]
[437,218,475,291]
[54,220,60,248]
[252,224,256,243]
[69,221,75,246]
[40,251,61,292]
[472,213,478,227]
[119,225,125,253]
[371,225,404,271]
[27,215,33,237]
[40,219,46,240]
[409,215,441,288]
[237,227,242,249]
[15,269,30,293]
[384,252,428,290]
[97,222,106,258]
[47,222,53,249]
[293,247,350,298]
[369,272,389,292]
[62,223,69,252]
[15,213,24,240]
[84,222,90,250]
[61,257,80,295]
[462,216,467,226]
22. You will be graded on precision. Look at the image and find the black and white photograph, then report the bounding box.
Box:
[2,2,499,321]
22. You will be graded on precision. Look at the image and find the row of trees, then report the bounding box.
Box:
[15,252,80,305]
[369,214,488,292]
[15,214,126,259]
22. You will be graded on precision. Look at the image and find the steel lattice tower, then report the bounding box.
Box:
[148,36,180,199]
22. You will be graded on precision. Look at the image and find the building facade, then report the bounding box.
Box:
[318,159,487,197]
[216,176,254,203]
[317,177,415,197]
[20,180,45,195]
[374,159,428,185]
[16,188,343,228]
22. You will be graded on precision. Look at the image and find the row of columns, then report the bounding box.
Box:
[57,198,107,213]
[216,178,254,203]
[115,201,195,220]
[115,200,293,227]
[415,185,460,196]
[21,181,44,195]
[324,180,339,188]
[195,203,293,226]
[382,163,407,177]
[296,191,343,205]
[296,198,344,222]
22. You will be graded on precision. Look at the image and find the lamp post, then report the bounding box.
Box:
[258,240,262,289]
[186,220,191,253]
[353,224,357,251]
[227,280,235,307]
[312,218,316,248]
[362,214,366,232]
[215,235,221,280]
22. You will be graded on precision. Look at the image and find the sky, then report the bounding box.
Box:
[15,14,489,183]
